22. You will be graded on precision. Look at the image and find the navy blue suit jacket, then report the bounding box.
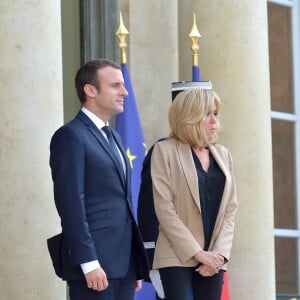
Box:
[49,111,148,281]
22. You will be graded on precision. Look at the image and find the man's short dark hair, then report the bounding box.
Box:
[75,59,121,103]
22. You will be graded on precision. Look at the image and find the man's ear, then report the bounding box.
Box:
[83,84,97,98]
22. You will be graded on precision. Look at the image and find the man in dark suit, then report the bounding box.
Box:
[137,86,184,263]
[137,140,164,300]
[49,59,149,300]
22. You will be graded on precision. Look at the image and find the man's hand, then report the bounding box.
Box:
[84,267,108,292]
[135,280,142,292]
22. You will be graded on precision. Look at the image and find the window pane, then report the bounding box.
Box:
[275,237,298,294]
[268,3,294,113]
[272,119,296,229]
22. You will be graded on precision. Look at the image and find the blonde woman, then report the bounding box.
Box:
[151,87,238,300]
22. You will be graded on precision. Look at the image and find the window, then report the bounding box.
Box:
[268,0,300,298]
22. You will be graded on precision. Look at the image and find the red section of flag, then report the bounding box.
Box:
[221,272,230,300]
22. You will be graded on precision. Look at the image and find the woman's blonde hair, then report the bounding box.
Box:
[168,88,221,148]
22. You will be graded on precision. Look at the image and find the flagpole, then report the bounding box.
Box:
[189,14,230,299]
[115,12,160,300]
[115,12,129,64]
[189,13,201,68]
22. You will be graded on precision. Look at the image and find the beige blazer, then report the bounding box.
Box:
[151,138,238,270]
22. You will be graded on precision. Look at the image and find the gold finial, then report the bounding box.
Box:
[115,12,129,64]
[188,13,201,66]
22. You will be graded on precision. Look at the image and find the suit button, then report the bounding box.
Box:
[127,217,132,223]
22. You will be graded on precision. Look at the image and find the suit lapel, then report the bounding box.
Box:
[111,128,134,211]
[111,129,129,188]
[76,111,126,188]
[176,142,201,212]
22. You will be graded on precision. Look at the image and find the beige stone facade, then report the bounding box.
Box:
[0,1,65,299]
[0,1,276,299]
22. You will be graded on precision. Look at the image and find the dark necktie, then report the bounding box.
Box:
[102,126,124,176]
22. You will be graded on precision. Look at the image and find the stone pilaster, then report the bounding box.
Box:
[0,2,65,299]
[178,1,275,299]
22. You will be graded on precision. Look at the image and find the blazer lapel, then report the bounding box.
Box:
[208,145,231,225]
[177,142,201,211]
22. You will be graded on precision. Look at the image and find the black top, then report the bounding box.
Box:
[192,149,226,250]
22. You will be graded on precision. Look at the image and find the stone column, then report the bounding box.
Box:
[178,1,276,299]
[0,2,65,299]
[119,0,179,146]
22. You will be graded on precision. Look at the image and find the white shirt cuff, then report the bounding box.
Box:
[80,260,100,274]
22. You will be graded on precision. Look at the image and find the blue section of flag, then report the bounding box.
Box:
[136,282,157,300]
[192,65,201,81]
[116,63,158,300]
[116,63,146,220]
